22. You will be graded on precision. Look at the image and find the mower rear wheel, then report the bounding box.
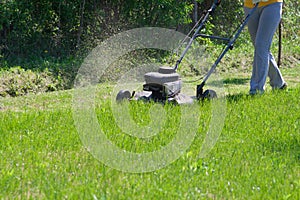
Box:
[201,89,217,100]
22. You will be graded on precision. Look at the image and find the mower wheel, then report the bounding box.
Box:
[116,90,131,102]
[201,89,217,100]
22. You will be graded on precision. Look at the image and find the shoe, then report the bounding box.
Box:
[279,83,287,90]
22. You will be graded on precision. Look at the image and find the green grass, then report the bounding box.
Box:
[1,80,300,199]
[1,3,299,198]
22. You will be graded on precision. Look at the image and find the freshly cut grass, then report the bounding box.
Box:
[0,85,299,199]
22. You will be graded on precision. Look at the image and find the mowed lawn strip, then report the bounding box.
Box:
[0,85,299,199]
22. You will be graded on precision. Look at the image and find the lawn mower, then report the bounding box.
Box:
[116,0,258,104]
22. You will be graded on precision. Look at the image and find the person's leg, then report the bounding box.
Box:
[262,3,285,89]
[253,3,283,92]
[244,6,260,94]
[244,7,259,44]
[244,3,283,94]
[268,52,285,88]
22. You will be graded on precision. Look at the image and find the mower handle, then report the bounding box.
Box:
[174,0,221,71]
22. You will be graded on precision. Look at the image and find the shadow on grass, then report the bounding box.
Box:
[208,77,249,88]
[223,77,250,85]
[225,87,298,103]
[226,93,250,103]
[262,137,300,163]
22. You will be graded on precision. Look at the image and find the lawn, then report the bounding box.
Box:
[1,0,299,198]
[1,66,300,199]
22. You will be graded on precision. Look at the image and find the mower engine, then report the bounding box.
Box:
[143,66,182,100]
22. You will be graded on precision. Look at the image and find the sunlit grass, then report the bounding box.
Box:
[1,82,299,199]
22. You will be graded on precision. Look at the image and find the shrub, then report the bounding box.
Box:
[0,67,62,97]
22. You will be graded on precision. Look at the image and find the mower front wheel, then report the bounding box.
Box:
[116,90,131,102]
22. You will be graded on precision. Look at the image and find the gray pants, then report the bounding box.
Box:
[244,3,285,94]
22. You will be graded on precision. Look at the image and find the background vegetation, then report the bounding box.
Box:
[0,0,299,97]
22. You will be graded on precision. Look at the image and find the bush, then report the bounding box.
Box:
[0,67,62,97]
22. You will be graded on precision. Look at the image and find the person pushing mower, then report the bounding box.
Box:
[244,0,287,95]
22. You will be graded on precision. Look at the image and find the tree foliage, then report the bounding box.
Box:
[0,0,298,63]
